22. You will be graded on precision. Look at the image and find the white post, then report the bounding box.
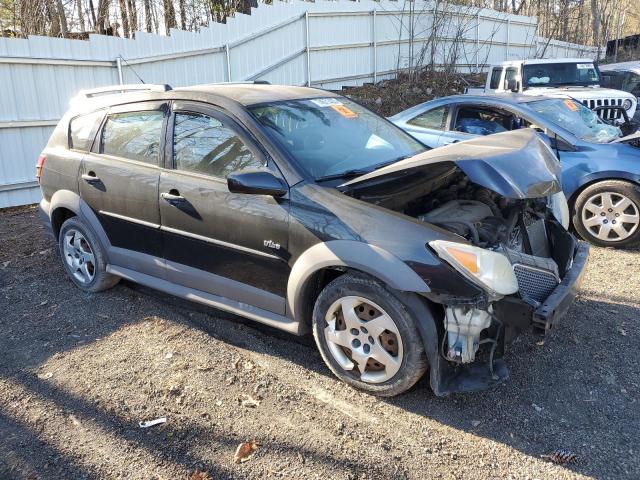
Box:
[372,9,377,83]
[476,12,480,72]
[506,19,510,61]
[305,11,311,87]
[225,44,231,82]
[116,56,124,85]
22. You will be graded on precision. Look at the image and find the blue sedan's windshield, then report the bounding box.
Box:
[528,98,622,143]
[249,98,425,180]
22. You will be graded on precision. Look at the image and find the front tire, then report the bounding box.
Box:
[573,180,640,248]
[58,217,119,292]
[312,273,427,397]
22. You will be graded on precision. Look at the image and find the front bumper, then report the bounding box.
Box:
[532,240,589,331]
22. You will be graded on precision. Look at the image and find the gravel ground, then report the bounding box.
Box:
[1,204,639,480]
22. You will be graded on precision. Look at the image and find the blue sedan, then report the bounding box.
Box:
[390,94,640,248]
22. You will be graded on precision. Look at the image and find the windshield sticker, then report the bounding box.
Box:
[331,104,358,118]
[564,99,578,111]
[577,63,594,69]
[310,98,343,107]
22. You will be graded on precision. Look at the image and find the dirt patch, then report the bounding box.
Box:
[1,205,639,479]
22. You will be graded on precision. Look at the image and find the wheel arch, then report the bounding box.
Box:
[287,240,431,328]
[49,190,112,258]
[567,172,640,213]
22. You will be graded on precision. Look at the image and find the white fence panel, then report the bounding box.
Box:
[0,0,598,208]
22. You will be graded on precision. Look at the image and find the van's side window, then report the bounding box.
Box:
[101,111,164,164]
[489,68,502,89]
[173,112,263,178]
[69,111,104,152]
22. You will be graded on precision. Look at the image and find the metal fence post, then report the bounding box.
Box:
[372,9,377,84]
[506,19,510,61]
[476,12,480,72]
[225,44,231,81]
[305,11,311,87]
[116,56,124,85]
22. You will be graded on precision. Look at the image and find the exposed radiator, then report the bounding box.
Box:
[503,249,560,303]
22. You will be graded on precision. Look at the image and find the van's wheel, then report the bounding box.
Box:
[312,273,427,397]
[573,180,640,248]
[58,217,119,292]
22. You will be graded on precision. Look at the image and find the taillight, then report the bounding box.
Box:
[36,154,46,184]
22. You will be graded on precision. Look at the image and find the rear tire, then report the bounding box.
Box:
[312,272,427,397]
[58,217,119,292]
[573,180,640,248]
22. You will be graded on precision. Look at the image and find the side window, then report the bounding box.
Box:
[623,72,640,96]
[454,106,512,135]
[504,67,518,89]
[173,112,263,178]
[407,106,448,130]
[489,68,502,90]
[101,111,164,164]
[69,110,104,151]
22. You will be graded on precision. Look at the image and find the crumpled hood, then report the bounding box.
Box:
[341,129,562,199]
[612,131,640,144]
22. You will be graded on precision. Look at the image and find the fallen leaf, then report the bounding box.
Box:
[243,361,254,371]
[532,403,543,412]
[37,372,53,379]
[231,358,240,370]
[69,415,81,427]
[618,328,627,337]
[233,440,260,463]
[541,450,578,464]
[165,352,174,359]
[39,301,48,306]
[196,364,212,371]
[188,469,212,480]
[471,420,481,427]
[241,395,261,408]
[536,340,545,346]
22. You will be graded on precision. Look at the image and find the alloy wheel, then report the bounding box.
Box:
[323,296,403,384]
[581,191,640,242]
[62,228,96,285]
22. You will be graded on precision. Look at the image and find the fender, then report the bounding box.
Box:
[49,189,112,259]
[287,240,430,322]
[566,170,640,204]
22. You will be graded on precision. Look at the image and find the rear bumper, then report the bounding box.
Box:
[38,198,54,238]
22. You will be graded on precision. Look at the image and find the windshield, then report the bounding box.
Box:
[523,62,601,88]
[248,97,425,180]
[528,98,622,143]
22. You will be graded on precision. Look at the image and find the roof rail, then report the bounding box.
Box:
[205,81,271,86]
[78,84,172,98]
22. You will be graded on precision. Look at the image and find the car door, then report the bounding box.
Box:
[159,101,290,315]
[79,101,167,276]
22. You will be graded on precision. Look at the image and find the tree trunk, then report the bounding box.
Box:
[118,0,130,37]
[127,0,137,34]
[178,0,187,30]
[164,0,177,35]
[96,0,110,33]
[590,0,601,46]
[77,0,86,31]
[45,0,61,36]
[56,0,68,36]
[144,0,152,32]
[88,0,97,29]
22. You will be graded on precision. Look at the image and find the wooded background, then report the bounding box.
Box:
[0,0,638,54]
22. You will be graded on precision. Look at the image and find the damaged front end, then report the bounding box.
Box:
[342,129,589,395]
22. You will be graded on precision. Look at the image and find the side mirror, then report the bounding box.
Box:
[227,170,288,197]
[505,79,520,92]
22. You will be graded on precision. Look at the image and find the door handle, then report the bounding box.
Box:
[161,191,185,202]
[81,172,100,183]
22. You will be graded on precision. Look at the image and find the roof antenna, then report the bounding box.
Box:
[117,55,146,85]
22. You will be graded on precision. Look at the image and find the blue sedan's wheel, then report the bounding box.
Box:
[574,180,640,248]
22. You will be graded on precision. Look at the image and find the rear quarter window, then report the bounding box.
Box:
[407,106,449,130]
[69,110,104,151]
